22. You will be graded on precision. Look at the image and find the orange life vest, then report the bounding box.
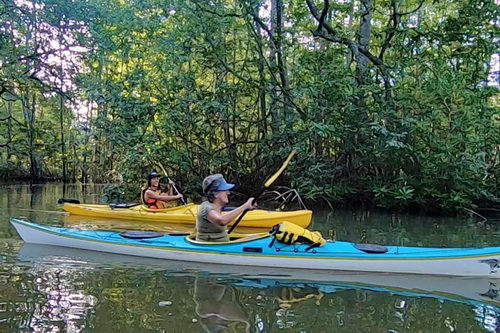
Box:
[143,187,167,209]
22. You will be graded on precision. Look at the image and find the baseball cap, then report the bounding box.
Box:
[148,171,162,179]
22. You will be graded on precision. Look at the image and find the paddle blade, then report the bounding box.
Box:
[228,150,297,235]
[155,162,168,177]
[264,150,297,188]
[58,198,80,204]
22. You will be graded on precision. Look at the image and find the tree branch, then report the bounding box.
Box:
[306,0,392,98]
[379,0,425,60]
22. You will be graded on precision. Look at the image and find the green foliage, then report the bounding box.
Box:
[101,184,141,204]
[0,160,26,180]
[0,0,498,214]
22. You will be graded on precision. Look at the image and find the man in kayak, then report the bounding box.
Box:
[143,171,183,209]
[196,174,257,241]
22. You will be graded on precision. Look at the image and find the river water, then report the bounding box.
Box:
[1,183,500,332]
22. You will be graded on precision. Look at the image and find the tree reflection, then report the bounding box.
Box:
[17,267,96,332]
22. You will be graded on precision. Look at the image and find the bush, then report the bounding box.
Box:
[101,184,141,204]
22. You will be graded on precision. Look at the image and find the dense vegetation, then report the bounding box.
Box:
[0,0,499,214]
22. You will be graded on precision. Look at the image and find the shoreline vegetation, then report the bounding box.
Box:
[0,0,498,216]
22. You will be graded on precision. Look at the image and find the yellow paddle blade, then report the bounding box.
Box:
[264,150,297,188]
[155,162,168,177]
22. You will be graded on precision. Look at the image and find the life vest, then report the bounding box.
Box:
[269,221,327,251]
[196,201,229,242]
[142,187,166,209]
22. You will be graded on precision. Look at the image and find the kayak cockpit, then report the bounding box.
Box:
[186,232,269,245]
[117,229,269,244]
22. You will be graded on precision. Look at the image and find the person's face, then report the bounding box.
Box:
[151,177,160,187]
[214,190,230,205]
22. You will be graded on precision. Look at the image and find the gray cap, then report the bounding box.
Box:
[202,174,235,194]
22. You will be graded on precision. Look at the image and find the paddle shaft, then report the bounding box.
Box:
[154,162,188,206]
[228,150,297,234]
[227,187,265,234]
[166,176,187,206]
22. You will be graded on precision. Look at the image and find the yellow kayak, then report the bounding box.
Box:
[62,202,312,228]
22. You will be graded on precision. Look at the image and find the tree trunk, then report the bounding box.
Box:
[255,19,268,143]
[59,24,68,182]
[59,94,67,181]
[354,0,373,118]
[7,101,13,160]
[346,0,354,67]
[268,0,281,136]
[93,57,106,183]
[23,92,42,180]
[210,22,235,177]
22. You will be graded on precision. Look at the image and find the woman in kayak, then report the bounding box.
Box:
[143,171,183,209]
[196,174,257,242]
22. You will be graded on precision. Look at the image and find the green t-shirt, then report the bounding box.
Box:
[196,201,229,242]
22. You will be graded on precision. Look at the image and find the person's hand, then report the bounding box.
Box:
[176,194,183,200]
[244,197,257,211]
[168,179,175,185]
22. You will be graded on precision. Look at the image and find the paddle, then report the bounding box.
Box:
[155,163,196,218]
[228,150,297,234]
[58,198,81,204]
[155,163,188,206]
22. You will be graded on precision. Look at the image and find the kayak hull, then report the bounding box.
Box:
[62,202,312,228]
[10,218,500,278]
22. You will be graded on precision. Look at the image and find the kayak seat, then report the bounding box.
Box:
[109,203,140,209]
[354,243,388,253]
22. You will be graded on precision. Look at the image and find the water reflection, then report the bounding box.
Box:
[194,276,253,333]
[475,304,500,332]
[1,249,97,332]
[27,269,97,333]
[2,243,500,332]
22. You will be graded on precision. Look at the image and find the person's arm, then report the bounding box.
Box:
[207,198,256,226]
[145,189,182,202]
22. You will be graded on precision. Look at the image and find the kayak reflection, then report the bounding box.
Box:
[194,276,253,333]
[18,243,500,308]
